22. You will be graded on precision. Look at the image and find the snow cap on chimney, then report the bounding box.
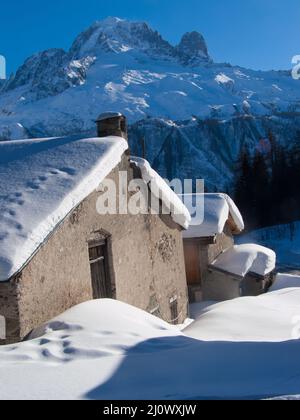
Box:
[96,112,128,141]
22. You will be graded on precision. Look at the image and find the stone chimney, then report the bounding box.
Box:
[96,112,128,141]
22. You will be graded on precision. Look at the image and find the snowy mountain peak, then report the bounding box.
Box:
[70,17,175,60]
[177,31,211,65]
[100,16,125,26]
[2,18,214,102]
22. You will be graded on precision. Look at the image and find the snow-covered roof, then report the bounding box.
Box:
[0,135,128,282]
[211,244,276,278]
[180,193,244,239]
[96,112,123,121]
[131,157,191,230]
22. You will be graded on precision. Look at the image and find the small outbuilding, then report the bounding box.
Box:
[180,193,276,302]
[208,244,276,301]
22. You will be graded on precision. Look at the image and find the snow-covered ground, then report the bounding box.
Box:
[238,222,300,272]
[1,294,300,400]
[269,273,300,292]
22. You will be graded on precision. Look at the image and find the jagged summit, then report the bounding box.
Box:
[3,18,213,100]
[69,17,211,64]
[177,31,211,65]
[100,16,125,25]
[70,17,176,60]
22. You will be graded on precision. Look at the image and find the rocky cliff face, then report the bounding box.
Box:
[129,115,300,191]
[4,49,95,100]
[69,17,211,63]
[0,17,299,190]
[176,31,211,65]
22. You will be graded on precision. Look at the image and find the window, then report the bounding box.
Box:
[89,240,113,299]
[170,296,179,325]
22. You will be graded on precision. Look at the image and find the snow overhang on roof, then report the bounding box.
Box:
[211,244,276,278]
[131,157,191,230]
[0,135,128,282]
[96,112,123,122]
[179,193,244,239]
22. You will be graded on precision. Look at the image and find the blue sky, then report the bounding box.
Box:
[0,0,299,74]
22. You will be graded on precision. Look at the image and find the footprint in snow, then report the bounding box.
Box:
[0,232,9,241]
[59,167,77,176]
[8,194,24,206]
[26,181,40,191]
[47,167,77,177]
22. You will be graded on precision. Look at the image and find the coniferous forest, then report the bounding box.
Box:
[234,131,300,231]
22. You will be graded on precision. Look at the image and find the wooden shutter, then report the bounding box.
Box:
[89,241,113,299]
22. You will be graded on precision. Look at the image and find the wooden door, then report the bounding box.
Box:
[89,242,113,299]
[184,241,201,286]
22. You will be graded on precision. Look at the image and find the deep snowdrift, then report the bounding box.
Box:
[185,290,300,342]
[269,273,300,292]
[1,295,300,400]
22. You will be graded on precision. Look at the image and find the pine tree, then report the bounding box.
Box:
[271,143,290,225]
[234,148,257,230]
[268,130,277,170]
[251,151,270,227]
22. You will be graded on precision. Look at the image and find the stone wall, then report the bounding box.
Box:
[203,269,241,301]
[207,225,234,265]
[201,225,234,301]
[0,155,188,343]
[0,278,20,344]
[242,272,274,296]
[184,225,234,303]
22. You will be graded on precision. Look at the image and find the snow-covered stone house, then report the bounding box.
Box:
[181,194,276,302]
[0,113,190,344]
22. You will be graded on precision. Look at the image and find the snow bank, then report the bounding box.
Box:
[1,295,300,399]
[180,193,244,238]
[28,299,179,342]
[211,244,276,277]
[131,157,191,229]
[184,288,300,342]
[0,135,128,281]
[269,273,300,292]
